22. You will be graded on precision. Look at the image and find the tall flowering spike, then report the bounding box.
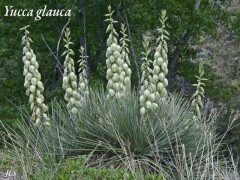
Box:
[78,46,89,100]
[20,25,50,127]
[105,5,127,99]
[62,27,81,116]
[152,10,169,101]
[191,61,207,119]
[140,37,158,117]
[120,23,131,92]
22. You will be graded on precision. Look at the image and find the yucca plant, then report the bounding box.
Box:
[2,91,239,179]
[120,23,131,92]
[105,5,131,99]
[191,61,207,119]
[20,25,50,126]
[7,6,239,180]
[139,37,158,117]
[152,10,169,100]
[78,46,89,100]
[62,27,81,116]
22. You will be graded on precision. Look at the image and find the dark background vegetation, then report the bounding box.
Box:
[0,0,240,157]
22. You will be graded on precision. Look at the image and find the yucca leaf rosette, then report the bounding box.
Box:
[62,28,81,116]
[20,25,50,127]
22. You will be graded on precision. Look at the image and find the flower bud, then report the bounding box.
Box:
[140,95,145,103]
[144,89,150,97]
[24,80,30,88]
[22,56,27,63]
[42,103,48,112]
[31,77,37,85]
[161,62,167,72]
[69,72,76,81]
[71,107,78,115]
[140,107,146,115]
[37,81,44,91]
[80,83,85,89]
[36,98,42,104]
[35,118,41,125]
[43,121,51,127]
[63,76,69,84]
[109,89,115,96]
[154,52,160,59]
[36,108,41,116]
[30,85,36,93]
[109,55,115,63]
[23,47,29,54]
[159,73,165,81]
[24,60,31,68]
[26,52,32,59]
[146,100,152,109]
[157,57,163,65]
[71,81,77,89]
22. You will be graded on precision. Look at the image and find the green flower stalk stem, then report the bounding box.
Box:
[62,28,81,116]
[120,23,131,92]
[105,5,129,99]
[78,46,89,100]
[152,10,169,100]
[20,25,50,127]
[140,38,158,117]
[191,61,207,119]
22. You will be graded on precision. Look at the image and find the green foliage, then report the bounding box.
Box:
[27,156,165,180]
[0,150,10,169]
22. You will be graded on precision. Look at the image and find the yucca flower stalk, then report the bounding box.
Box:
[191,61,207,119]
[62,27,81,116]
[20,25,50,126]
[140,37,158,117]
[120,23,131,92]
[152,10,169,101]
[78,46,89,100]
[105,5,127,99]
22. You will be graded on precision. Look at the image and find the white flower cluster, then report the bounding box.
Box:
[140,38,158,116]
[152,10,169,100]
[78,46,89,100]
[62,28,81,116]
[20,25,50,126]
[105,5,131,99]
[120,23,131,92]
[191,61,207,119]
